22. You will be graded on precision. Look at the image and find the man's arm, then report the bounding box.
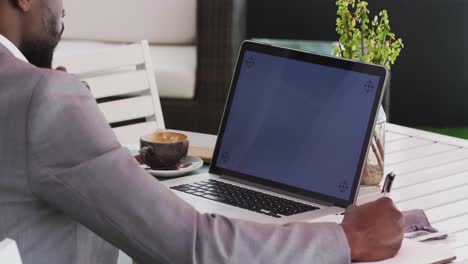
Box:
[26,72,351,264]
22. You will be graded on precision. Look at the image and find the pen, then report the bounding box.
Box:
[381,172,396,197]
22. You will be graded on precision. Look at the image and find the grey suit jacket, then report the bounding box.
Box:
[0,44,351,264]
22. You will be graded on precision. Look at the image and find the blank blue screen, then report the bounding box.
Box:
[215,50,381,200]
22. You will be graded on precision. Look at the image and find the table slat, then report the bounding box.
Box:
[385,148,468,175]
[432,215,468,234]
[396,185,468,211]
[387,123,468,149]
[391,171,468,203]
[385,132,410,142]
[386,143,458,165]
[385,137,434,154]
[391,158,468,189]
[427,201,468,226]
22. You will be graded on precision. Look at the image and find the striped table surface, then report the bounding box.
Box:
[120,124,468,263]
[382,124,468,262]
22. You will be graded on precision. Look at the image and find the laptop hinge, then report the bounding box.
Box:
[219,175,335,207]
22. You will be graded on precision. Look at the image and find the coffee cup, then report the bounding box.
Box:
[140,131,189,169]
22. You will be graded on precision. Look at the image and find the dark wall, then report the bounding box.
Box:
[247,0,468,127]
[247,0,337,41]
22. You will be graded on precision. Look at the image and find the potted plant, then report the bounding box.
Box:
[333,0,404,185]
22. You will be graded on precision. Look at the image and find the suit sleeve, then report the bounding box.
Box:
[26,72,351,264]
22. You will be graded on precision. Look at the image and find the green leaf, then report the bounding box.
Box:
[334,0,403,68]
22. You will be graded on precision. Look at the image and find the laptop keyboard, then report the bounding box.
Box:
[170,179,320,218]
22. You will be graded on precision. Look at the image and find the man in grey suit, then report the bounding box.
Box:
[0,0,404,263]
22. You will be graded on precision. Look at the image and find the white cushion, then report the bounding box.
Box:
[54,41,197,99]
[61,0,196,44]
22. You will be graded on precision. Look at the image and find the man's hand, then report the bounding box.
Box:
[55,66,90,90]
[340,197,404,262]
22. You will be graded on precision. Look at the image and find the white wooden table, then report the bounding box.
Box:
[381,124,468,262]
[119,124,468,263]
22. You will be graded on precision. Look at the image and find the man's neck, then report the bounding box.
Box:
[0,34,28,62]
[0,29,19,47]
[0,6,22,48]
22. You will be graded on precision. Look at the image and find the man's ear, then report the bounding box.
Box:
[11,0,33,12]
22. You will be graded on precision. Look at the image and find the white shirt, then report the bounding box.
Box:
[0,34,28,62]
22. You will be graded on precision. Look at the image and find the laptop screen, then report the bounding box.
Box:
[211,42,386,207]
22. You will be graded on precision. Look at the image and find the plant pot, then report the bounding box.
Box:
[361,105,386,186]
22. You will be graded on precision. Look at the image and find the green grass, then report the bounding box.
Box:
[419,127,468,140]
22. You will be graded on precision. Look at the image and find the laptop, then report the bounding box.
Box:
[163,41,389,224]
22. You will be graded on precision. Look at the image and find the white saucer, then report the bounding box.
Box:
[141,155,204,178]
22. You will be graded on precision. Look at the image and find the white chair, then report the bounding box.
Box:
[0,239,23,264]
[53,40,165,145]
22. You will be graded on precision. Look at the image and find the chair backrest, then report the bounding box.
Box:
[0,239,23,264]
[53,40,165,145]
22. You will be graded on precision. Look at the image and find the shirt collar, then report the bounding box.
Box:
[0,34,28,63]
